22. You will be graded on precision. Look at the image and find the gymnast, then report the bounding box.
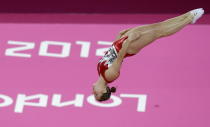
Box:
[92,8,204,101]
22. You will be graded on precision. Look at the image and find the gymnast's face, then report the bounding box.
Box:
[92,83,107,101]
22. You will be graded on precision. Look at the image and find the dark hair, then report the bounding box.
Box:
[98,86,116,102]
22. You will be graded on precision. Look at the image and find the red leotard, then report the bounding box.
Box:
[97,36,135,83]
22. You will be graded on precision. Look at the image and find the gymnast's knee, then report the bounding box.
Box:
[154,29,170,38]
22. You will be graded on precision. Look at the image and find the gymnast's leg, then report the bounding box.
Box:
[122,8,204,52]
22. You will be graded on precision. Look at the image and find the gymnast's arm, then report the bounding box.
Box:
[105,39,131,78]
[105,33,140,80]
[114,39,130,68]
[115,28,132,40]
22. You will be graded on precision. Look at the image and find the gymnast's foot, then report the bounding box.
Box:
[190,8,204,24]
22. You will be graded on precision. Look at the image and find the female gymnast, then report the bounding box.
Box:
[92,8,204,101]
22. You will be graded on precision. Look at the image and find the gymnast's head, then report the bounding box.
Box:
[93,83,116,101]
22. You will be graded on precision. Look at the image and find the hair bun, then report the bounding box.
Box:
[110,87,116,93]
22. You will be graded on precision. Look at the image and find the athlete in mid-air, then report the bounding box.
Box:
[92,8,204,101]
